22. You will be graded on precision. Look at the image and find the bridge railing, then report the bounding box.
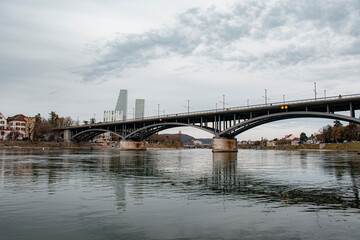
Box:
[103,93,360,123]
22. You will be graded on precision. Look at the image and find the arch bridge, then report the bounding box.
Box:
[59,94,360,152]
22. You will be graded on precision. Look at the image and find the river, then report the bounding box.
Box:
[1,148,360,239]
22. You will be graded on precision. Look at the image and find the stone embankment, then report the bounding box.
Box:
[0,140,183,150]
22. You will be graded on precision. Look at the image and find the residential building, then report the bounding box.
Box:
[285,134,297,141]
[0,113,12,140]
[266,140,277,147]
[0,114,35,140]
[7,114,27,139]
[135,99,145,119]
[115,89,128,120]
[0,112,6,129]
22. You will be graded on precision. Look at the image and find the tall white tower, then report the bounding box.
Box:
[135,99,145,119]
[115,89,128,120]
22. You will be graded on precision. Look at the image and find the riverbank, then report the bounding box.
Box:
[0,140,183,150]
[239,142,360,152]
[0,140,92,150]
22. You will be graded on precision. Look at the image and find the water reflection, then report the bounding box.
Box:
[1,149,360,211]
[212,152,238,192]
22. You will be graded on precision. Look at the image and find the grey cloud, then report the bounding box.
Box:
[341,39,360,56]
[78,0,360,83]
[262,45,317,67]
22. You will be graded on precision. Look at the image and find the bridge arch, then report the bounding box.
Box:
[125,122,216,140]
[220,111,360,138]
[71,129,124,142]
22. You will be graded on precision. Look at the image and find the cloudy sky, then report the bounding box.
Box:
[1,0,360,140]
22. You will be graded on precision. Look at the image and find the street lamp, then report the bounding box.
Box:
[223,95,225,110]
[264,89,267,105]
[187,100,190,114]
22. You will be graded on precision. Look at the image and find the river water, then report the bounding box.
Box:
[1,148,360,239]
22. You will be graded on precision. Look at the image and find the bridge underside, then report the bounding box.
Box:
[71,129,123,142]
[220,111,360,138]
[125,122,216,141]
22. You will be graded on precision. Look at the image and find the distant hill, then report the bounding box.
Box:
[161,133,212,145]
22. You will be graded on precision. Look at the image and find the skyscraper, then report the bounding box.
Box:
[135,99,145,119]
[115,89,128,120]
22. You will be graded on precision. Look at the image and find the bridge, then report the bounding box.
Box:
[59,93,360,152]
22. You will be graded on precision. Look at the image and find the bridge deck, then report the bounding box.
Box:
[62,94,360,130]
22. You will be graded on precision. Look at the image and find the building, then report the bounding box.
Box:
[285,134,297,141]
[115,89,128,120]
[0,112,6,129]
[0,114,35,140]
[24,116,35,140]
[135,99,145,119]
[7,114,26,139]
[0,113,12,140]
[104,110,123,122]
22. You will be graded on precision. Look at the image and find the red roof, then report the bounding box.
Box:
[7,114,26,122]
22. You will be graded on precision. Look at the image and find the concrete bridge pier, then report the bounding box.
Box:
[119,140,146,151]
[212,137,238,152]
[63,130,73,142]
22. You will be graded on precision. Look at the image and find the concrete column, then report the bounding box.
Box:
[119,140,146,151]
[63,130,72,142]
[212,137,238,152]
[350,102,355,118]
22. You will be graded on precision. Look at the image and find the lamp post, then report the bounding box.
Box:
[264,89,268,105]
[187,100,190,114]
[223,95,225,110]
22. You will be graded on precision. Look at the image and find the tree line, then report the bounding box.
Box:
[316,121,360,143]
[33,111,77,141]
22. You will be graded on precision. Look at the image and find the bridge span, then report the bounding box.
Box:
[58,94,360,152]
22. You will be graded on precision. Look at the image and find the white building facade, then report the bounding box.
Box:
[0,113,11,140]
[0,114,35,140]
[135,99,145,119]
[115,89,128,120]
[104,110,123,122]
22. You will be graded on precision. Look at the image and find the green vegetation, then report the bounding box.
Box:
[316,121,360,143]
[322,142,360,150]
[33,111,76,141]
[146,134,183,149]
